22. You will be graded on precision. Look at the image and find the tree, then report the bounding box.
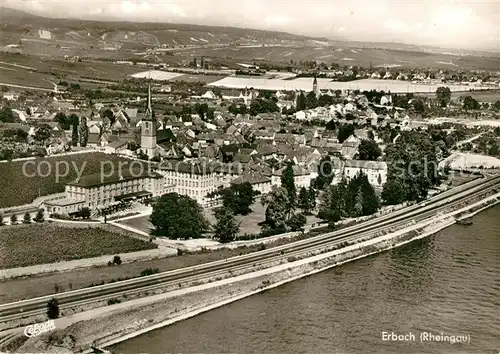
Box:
[47,298,60,319]
[359,174,380,215]
[381,179,406,205]
[213,206,240,243]
[358,139,382,161]
[354,190,364,216]
[101,108,115,125]
[305,91,318,109]
[34,124,52,146]
[463,96,480,110]
[384,131,439,202]
[281,164,296,217]
[71,122,79,147]
[23,212,32,224]
[298,187,312,214]
[54,112,70,129]
[494,100,500,111]
[287,213,307,232]
[34,209,45,223]
[318,182,346,224]
[150,193,208,239]
[79,116,89,147]
[338,124,355,143]
[220,182,259,216]
[78,207,91,219]
[413,99,426,114]
[113,255,122,265]
[0,106,14,123]
[308,185,316,210]
[436,86,451,107]
[261,186,289,230]
[0,212,4,226]
[313,155,335,190]
[296,92,306,111]
[10,214,17,225]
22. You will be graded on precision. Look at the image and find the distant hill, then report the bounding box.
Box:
[0,7,329,50]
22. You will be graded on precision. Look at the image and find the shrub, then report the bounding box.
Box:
[177,248,184,256]
[140,268,160,277]
[112,255,122,265]
[0,212,4,226]
[47,298,59,319]
[107,298,121,305]
[107,261,112,266]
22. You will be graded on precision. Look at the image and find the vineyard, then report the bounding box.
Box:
[0,223,157,269]
[0,153,148,208]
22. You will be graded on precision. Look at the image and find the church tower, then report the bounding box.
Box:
[141,83,157,159]
[312,76,319,96]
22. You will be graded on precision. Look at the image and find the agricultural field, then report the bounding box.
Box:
[0,223,157,269]
[0,152,149,208]
[0,53,144,87]
[0,65,55,89]
[177,45,500,71]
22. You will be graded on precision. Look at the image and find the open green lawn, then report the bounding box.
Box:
[0,152,148,208]
[0,223,157,269]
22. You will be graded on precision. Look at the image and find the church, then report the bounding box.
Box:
[140,83,158,159]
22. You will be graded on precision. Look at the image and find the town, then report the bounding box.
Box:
[0,5,500,353]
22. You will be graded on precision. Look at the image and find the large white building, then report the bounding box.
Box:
[44,168,166,215]
[343,160,388,187]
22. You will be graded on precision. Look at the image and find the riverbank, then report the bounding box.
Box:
[6,193,500,353]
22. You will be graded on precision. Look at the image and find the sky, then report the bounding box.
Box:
[3,0,500,50]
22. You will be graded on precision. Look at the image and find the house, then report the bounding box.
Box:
[343,160,387,187]
[160,85,172,93]
[201,91,217,100]
[231,171,271,194]
[104,140,128,154]
[272,165,312,189]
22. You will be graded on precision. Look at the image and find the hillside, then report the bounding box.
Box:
[0,7,328,52]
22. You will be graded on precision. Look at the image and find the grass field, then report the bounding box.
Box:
[0,223,157,269]
[0,152,148,208]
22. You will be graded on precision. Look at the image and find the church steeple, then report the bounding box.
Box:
[145,83,154,121]
[313,76,319,95]
[141,82,157,159]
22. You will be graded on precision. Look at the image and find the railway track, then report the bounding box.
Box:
[1,174,499,323]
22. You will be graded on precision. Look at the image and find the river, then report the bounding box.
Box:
[111,205,500,354]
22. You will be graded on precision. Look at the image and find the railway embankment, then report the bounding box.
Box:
[6,192,500,354]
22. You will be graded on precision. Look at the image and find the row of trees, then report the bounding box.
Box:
[0,209,45,226]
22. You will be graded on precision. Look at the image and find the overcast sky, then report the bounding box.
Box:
[4,0,500,50]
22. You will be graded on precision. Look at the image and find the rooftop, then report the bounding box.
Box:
[67,168,162,188]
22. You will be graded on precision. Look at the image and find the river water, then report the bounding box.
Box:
[111,205,500,354]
